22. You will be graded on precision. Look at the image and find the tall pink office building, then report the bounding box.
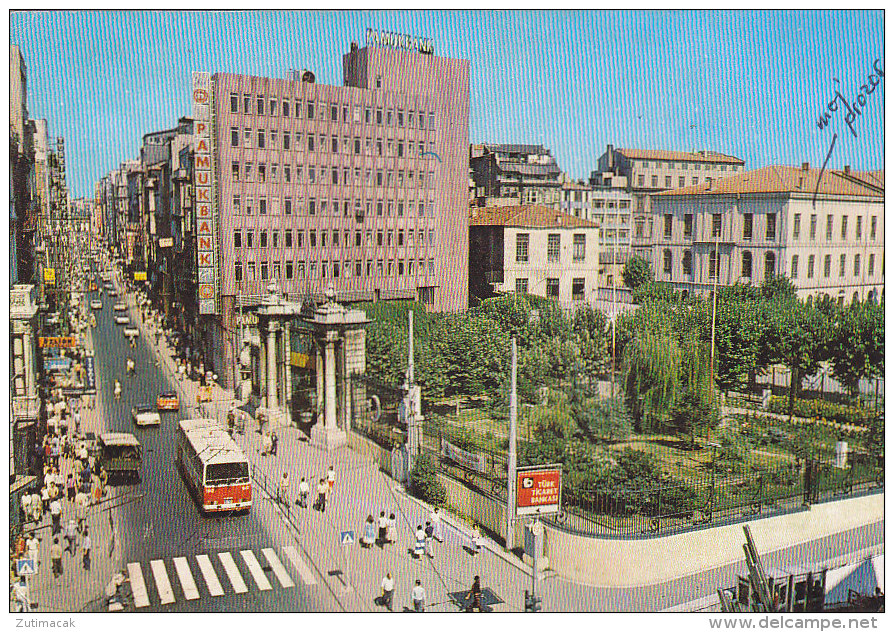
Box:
[208,38,470,355]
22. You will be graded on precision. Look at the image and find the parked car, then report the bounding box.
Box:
[131,404,161,427]
[114,315,130,325]
[113,302,126,311]
[156,391,180,411]
[90,300,103,310]
[123,326,139,338]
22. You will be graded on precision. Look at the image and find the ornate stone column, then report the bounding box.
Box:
[266,320,278,410]
[324,334,338,430]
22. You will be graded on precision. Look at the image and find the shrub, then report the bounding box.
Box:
[768,396,874,426]
[409,452,447,506]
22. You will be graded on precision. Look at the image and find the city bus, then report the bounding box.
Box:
[176,419,252,514]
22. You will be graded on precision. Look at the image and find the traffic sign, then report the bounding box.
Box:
[340,530,355,546]
[17,559,36,576]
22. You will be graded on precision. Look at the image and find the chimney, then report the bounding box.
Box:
[801,162,810,172]
[844,165,851,175]
[607,144,614,170]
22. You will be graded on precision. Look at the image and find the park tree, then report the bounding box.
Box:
[623,331,683,433]
[623,255,654,291]
[713,294,765,392]
[668,336,719,446]
[828,300,885,400]
[760,273,797,302]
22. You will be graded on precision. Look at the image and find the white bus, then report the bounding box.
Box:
[176,419,252,514]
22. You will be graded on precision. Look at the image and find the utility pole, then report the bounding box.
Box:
[506,337,518,551]
[406,310,420,474]
[709,232,719,405]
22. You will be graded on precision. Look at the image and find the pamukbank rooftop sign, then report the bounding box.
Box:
[366,28,434,55]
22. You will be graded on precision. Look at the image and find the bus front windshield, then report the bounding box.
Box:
[205,462,249,485]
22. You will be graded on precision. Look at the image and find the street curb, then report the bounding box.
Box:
[389,482,535,576]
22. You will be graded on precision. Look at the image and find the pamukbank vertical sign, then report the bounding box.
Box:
[192,72,218,315]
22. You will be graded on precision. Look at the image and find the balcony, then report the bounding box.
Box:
[12,395,40,421]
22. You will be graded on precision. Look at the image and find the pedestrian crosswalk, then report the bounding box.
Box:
[126,545,316,608]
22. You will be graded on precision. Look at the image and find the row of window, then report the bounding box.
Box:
[230,161,436,190]
[641,175,710,188]
[228,93,437,130]
[231,194,436,219]
[233,228,435,249]
[514,277,586,300]
[515,233,588,264]
[233,257,435,282]
[637,160,739,172]
[228,127,437,158]
[660,249,880,280]
[792,212,879,242]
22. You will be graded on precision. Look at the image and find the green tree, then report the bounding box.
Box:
[409,452,448,506]
[828,300,885,399]
[714,295,765,392]
[576,396,633,443]
[623,331,683,433]
[623,255,654,291]
[668,337,719,446]
[760,273,797,302]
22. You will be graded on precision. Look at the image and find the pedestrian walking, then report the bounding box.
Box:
[278,472,290,505]
[469,525,483,556]
[386,513,397,545]
[377,511,388,546]
[82,531,91,570]
[30,492,42,522]
[412,580,426,612]
[49,498,63,535]
[50,538,63,578]
[314,478,328,512]
[261,432,273,456]
[465,576,483,612]
[295,477,309,508]
[63,519,78,555]
[379,572,394,611]
[21,493,33,523]
[270,432,278,456]
[424,521,435,558]
[75,490,89,533]
[431,507,444,543]
[362,515,376,548]
[12,579,31,613]
[65,474,76,502]
[25,535,39,568]
[326,465,336,491]
[413,525,425,558]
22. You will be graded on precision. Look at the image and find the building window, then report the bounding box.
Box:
[825,215,833,241]
[651,175,658,188]
[742,251,752,278]
[854,253,860,276]
[282,100,290,117]
[868,253,875,276]
[807,254,815,278]
[515,278,528,294]
[856,216,863,240]
[546,278,559,298]
[259,197,267,215]
[663,214,672,239]
[791,254,799,279]
[572,234,586,262]
[230,93,238,113]
[682,250,692,276]
[246,230,253,248]
[233,195,240,213]
[793,213,801,240]
[572,278,585,301]
[692,177,699,186]
[823,254,831,278]
[514,233,530,263]
[284,198,292,215]
[243,93,251,113]
[839,253,846,277]
[234,230,242,248]
[663,249,672,274]
[841,215,848,240]
[230,127,239,147]
[234,261,242,282]
[665,176,672,188]
[260,231,268,248]
[257,129,265,149]
[285,230,292,248]
[260,262,268,279]
[547,234,560,263]
[285,262,293,279]
[272,262,280,278]
[684,214,693,238]
[638,174,645,187]
[766,213,776,241]
[870,216,877,240]
[810,214,817,240]
[272,231,279,248]
[678,176,686,188]
[709,251,718,279]
[712,214,722,238]
[743,213,753,240]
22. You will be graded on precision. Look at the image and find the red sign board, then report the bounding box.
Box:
[516,467,561,516]
[39,336,78,348]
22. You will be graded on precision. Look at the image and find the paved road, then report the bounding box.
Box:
[86,267,337,612]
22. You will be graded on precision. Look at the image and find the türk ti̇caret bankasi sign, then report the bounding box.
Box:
[516,466,562,516]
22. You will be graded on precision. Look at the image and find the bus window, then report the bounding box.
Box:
[206,462,249,484]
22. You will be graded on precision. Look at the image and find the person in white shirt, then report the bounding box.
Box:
[412,580,426,612]
[380,572,394,611]
[12,580,31,612]
[295,477,310,508]
[430,507,444,542]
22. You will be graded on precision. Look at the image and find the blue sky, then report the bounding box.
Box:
[10,10,884,198]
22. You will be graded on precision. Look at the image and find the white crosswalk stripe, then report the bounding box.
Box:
[282,545,317,585]
[218,552,249,593]
[240,550,272,591]
[124,547,314,606]
[173,557,200,600]
[262,548,295,588]
[196,554,224,597]
[127,562,151,608]
[150,559,176,604]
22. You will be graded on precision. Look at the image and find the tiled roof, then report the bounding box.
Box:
[469,205,598,228]
[616,148,745,165]
[655,165,884,197]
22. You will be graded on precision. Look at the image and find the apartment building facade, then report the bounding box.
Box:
[470,143,563,206]
[650,164,884,304]
[469,205,600,309]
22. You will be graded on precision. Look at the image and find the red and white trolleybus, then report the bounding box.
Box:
[176,418,252,513]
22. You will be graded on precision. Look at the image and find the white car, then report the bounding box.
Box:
[114,315,130,325]
[123,326,139,338]
[131,404,161,427]
[113,302,126,312]
[90,300,103,310]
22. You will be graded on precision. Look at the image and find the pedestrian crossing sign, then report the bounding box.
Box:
[340,531,355,546]
[17,559,36,576]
